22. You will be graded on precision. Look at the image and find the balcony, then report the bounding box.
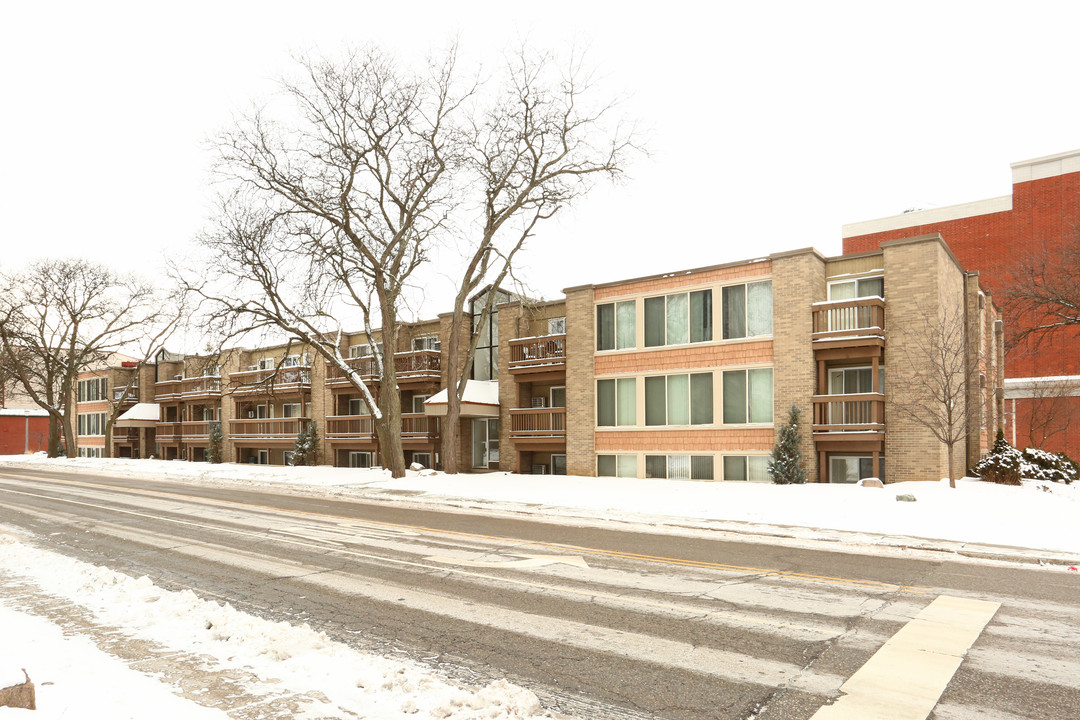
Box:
[156,421,183,442]
[112,385,140,404]
[154,379,183,402]
[812,393,885,437]
[230,367,312,395]
[812,298,885,352]
[509,407,566,442]
[508,335,566,380]
[325,350,441,388]
[181,376,222,400]
[325,414,377,440]
[228,417,310,440]
[402,413,439,441]
[180,421,212,441]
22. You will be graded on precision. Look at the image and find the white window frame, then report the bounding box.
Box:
[643,289,713,348]
[721,368,774,425]
[596,377,637,427]
[282,403,302,418]
[597,454,638,478]
[644,372,713,427]
[257,449,270,465]
[548,317,566,335]
[412,336,441,352]
[596,300,636,352]
[348,451,373,469]
[550,386,566,408]
[721,280,773,340]
[721,454,771,482]
[412,452,432,468]
[412,395,430,414]
[827,275,884,301]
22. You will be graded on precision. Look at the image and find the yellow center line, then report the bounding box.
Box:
[0,471,929,594]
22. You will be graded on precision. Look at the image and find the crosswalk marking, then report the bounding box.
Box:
[811,595,1000,719]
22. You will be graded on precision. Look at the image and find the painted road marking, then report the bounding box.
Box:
[811,595,1000,720]
[426,553,590,569]
[0,472,930,593]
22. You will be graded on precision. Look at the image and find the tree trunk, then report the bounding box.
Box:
[47,416,60,458]
[377,400,406,478]
[440,309,466,475]
[947,444,956,488]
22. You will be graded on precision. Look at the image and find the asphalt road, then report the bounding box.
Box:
[1,466,1078,720]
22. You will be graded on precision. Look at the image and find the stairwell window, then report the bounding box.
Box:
[644,373,713,426]
[722,368,773,424]
[722,280,772,340]
[596,301,636,351]
[644,290,712,347]
[597,378,636,426]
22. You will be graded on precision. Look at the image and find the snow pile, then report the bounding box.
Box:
[0,536,562,720]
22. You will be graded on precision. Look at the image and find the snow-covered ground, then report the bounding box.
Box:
[3,453,1079,556]
[2,454,1079,718]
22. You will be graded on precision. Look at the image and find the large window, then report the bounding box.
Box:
[77,378,107,403]
[597,454,638,477]
[644,373,713,426]
[722,455,770,482]
[828,276,884,300]
[722,281,772,340]
[597,378,637,426]
[596,301,636,351]
[77,412,106,437]
[644,290,712,347]
[472,418,499,468]
[722,368,773,424]
[645,455,714,480]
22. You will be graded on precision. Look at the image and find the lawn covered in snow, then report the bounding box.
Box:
[2,454,1078,556]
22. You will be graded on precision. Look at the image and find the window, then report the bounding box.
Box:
[548,317,566,335]
[412,395,429,414]
[283,450,295,465]
[282,353,310,367]
[203,365,221,377]
[596,301,636,351]
[472,418,499,468]
[550,386,566,408]
[722,281,772,340]
[348,451,372,468]
[77,378,107,403]
[257,358,275,370]
[471,289,510,381]
[413,336,441,352]
[597,454,638,477]
[77,412,106,437]
[282,403,302,418]
[597,378,637,426]
[257,449,270,465]
[723,455,770,482]
[348,398,370,416]
[828,276,884,300]
[722,368,773,424]
[644,373,713,426]
[551,454,567,475]
[830,456,884,483]
[78,447,103,458]
[643,290,712,347]
[644,455,714,480]
[412,452,432,468]
[349,343,383,359]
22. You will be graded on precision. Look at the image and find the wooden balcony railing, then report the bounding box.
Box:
[509,407,567,438]
[180,421,212,440]
[325,350,441,387]
[812,394,885,432]
[181,376,222,399]
[228,417,310,439]
[155,421,183,442]
[812,298,885,340]
[402,412,439,440]
[230,367,312,395]
[325,415,376,439]
[154,379,182,401]
[509,335,566,372]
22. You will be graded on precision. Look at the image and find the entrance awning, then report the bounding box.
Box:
[424,381,499,418]
[114,403,160,429]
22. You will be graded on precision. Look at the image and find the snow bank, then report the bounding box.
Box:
[0,536,563,720]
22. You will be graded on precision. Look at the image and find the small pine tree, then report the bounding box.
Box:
[289,421,320,466]
[972,429,1023,485]
[205,422,224,464]
[769,404,807,484]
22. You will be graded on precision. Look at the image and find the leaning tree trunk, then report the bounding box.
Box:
[47,416,61,457]
[440,315,467,475]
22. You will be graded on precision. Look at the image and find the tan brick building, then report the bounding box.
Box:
[75,234,1001,482]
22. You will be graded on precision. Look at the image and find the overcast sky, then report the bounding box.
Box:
[4,1,1080,321]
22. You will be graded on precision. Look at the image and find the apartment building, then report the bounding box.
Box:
[72,354,155,458]
[843,148,1080,457]
[74,234,1001,482]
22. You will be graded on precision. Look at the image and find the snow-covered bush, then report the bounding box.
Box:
[289,422,320,466]
[1021,447,1077,484]
[972,431,1023,485]
[768,404,807,484]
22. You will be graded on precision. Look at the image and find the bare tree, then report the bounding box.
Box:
[1014,376,1076,449]
[0,259,177,457]
[892,303,980,487]
[1008,232,1080,342]
[180,47,467,478]
[439,49,639,472]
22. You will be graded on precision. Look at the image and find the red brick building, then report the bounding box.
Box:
[843,149,1080,457]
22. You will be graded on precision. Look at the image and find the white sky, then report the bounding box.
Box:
[4,1,1080,320]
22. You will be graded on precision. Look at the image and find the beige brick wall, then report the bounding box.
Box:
[772,250,826,481]
[564,286,596,476]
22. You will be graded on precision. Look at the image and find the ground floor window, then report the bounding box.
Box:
[551,454,567,476]
[348,451,372,468]
[722,455,770,482]
[244,449,270,464]
[829,455,884,483]
[411,452,432,469]
[77,447,103,458]
[645,455,714,480]
[597,454,637,478]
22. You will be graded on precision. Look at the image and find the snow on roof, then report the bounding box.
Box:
[425,380,500,407]
[0,408,49,417]
[116,403,161,422]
